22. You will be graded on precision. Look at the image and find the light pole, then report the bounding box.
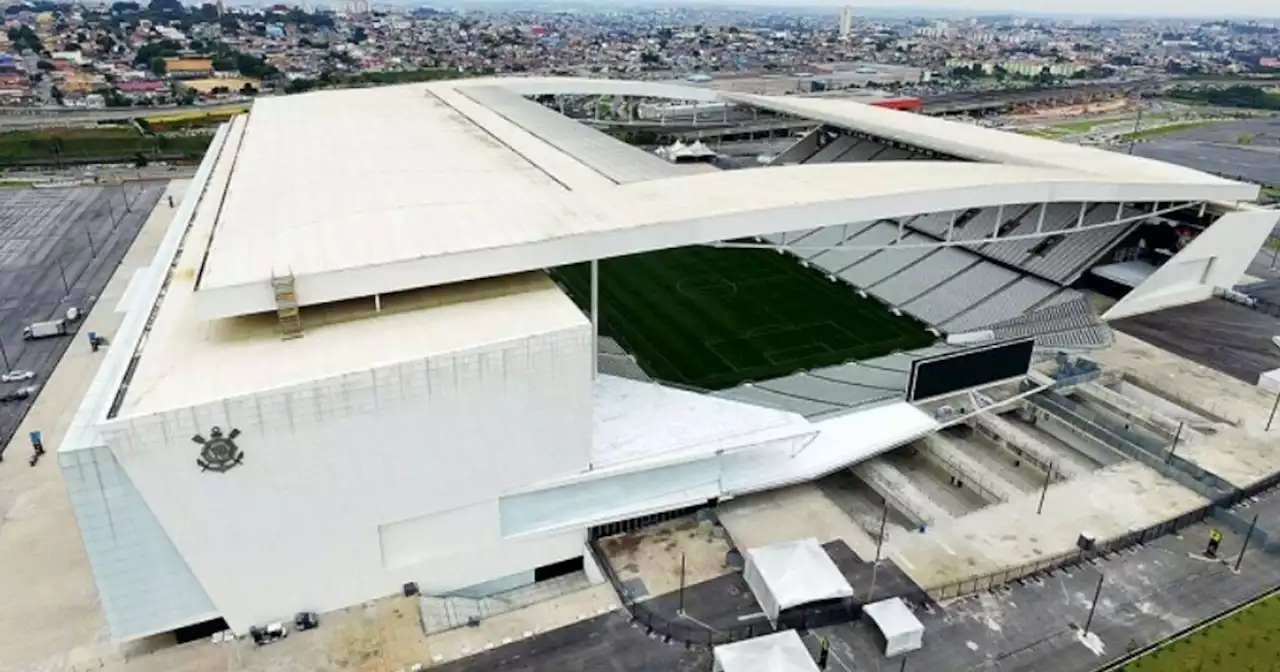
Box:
[1267,391,1280,432]
[1083,573,1105,635]
[0,336,10,371]
[56,256,70,297]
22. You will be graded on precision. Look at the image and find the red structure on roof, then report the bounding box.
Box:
[869,97,922,112]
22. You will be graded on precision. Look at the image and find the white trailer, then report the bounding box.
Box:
[23,319,68,340]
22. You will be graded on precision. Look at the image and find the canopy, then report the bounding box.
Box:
[713,630,821,672]
[743,538,854,626]
[863,597,925,657]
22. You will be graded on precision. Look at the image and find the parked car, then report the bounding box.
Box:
[1,370,35,383]
[249,622,288,646]
[0,385,38,403]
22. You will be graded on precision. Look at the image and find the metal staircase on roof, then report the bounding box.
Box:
[271,272,303,340]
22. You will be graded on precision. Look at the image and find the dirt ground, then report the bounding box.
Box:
[598,516,735,598]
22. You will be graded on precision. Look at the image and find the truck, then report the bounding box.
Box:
[23,319,68,340]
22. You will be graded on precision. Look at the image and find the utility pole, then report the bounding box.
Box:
[1268,391,1280,431]
[1083,573,1105,635]
[678,552,686,616]
[85,225,97,258]
[1235,514,1259,572]
[105,194,119,230]
[56,256,70,297]
[1126,105,1143,155]
[0,335,10,371]
[1037,463,1054,515]
[1166,422,1184,463]
[869,502,889,601]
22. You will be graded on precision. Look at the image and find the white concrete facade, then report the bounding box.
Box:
[98,322,593,634]
[1103,205,1280,320]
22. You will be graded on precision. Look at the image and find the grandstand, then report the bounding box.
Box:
[56,76,1275,645]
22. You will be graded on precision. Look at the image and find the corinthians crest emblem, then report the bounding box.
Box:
[192,427,244,473]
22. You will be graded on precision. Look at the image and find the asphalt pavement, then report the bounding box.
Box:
[1111,298,1280,384]
[0,184,162,460]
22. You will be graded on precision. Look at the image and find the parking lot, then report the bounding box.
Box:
[0,184,162,460]
[1129,117,1280,186]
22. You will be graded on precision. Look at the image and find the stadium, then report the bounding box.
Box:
[57,76,1277,643]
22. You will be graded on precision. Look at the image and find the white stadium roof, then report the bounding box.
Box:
[189,77,1257,321]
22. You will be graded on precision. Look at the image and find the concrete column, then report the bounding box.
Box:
[591,259,599,380]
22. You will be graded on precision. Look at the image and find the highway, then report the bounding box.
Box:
[0,101,250,128]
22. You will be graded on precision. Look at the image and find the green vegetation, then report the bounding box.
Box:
[1119,121,1218,142]
[283,67,477,94]
[1016,128,1068,139]
[1048,119,1106,133]
[1113,592,1280,671]
[6,24,42,52]
[0,125,213,167]
[552,246,935,389]
[1167,85,1280,111]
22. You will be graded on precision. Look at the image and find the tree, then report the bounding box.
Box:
[134,39,182,67]
[149,0,184,14]
[149,56,167,76]
[133,152,149,167]
[284,77,317,94]
[240,82,257,95]
[7,25,43,52]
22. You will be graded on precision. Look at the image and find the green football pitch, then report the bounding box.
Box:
[553,246,936,390]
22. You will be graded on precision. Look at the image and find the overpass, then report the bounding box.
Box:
[0,102,250,128]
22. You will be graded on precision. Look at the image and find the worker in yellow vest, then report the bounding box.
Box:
[1206,528,1223,558]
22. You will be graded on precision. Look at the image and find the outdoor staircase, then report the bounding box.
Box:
[272,272,303,340]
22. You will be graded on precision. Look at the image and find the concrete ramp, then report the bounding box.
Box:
[971,412,1087,479]
[921,433,1022,503]
[852,458,954,528]
[1076,382,1204,436]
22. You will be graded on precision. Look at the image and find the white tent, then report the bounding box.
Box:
[743,538,854,626]
[713,630,821,672]
[863,597,925,657]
